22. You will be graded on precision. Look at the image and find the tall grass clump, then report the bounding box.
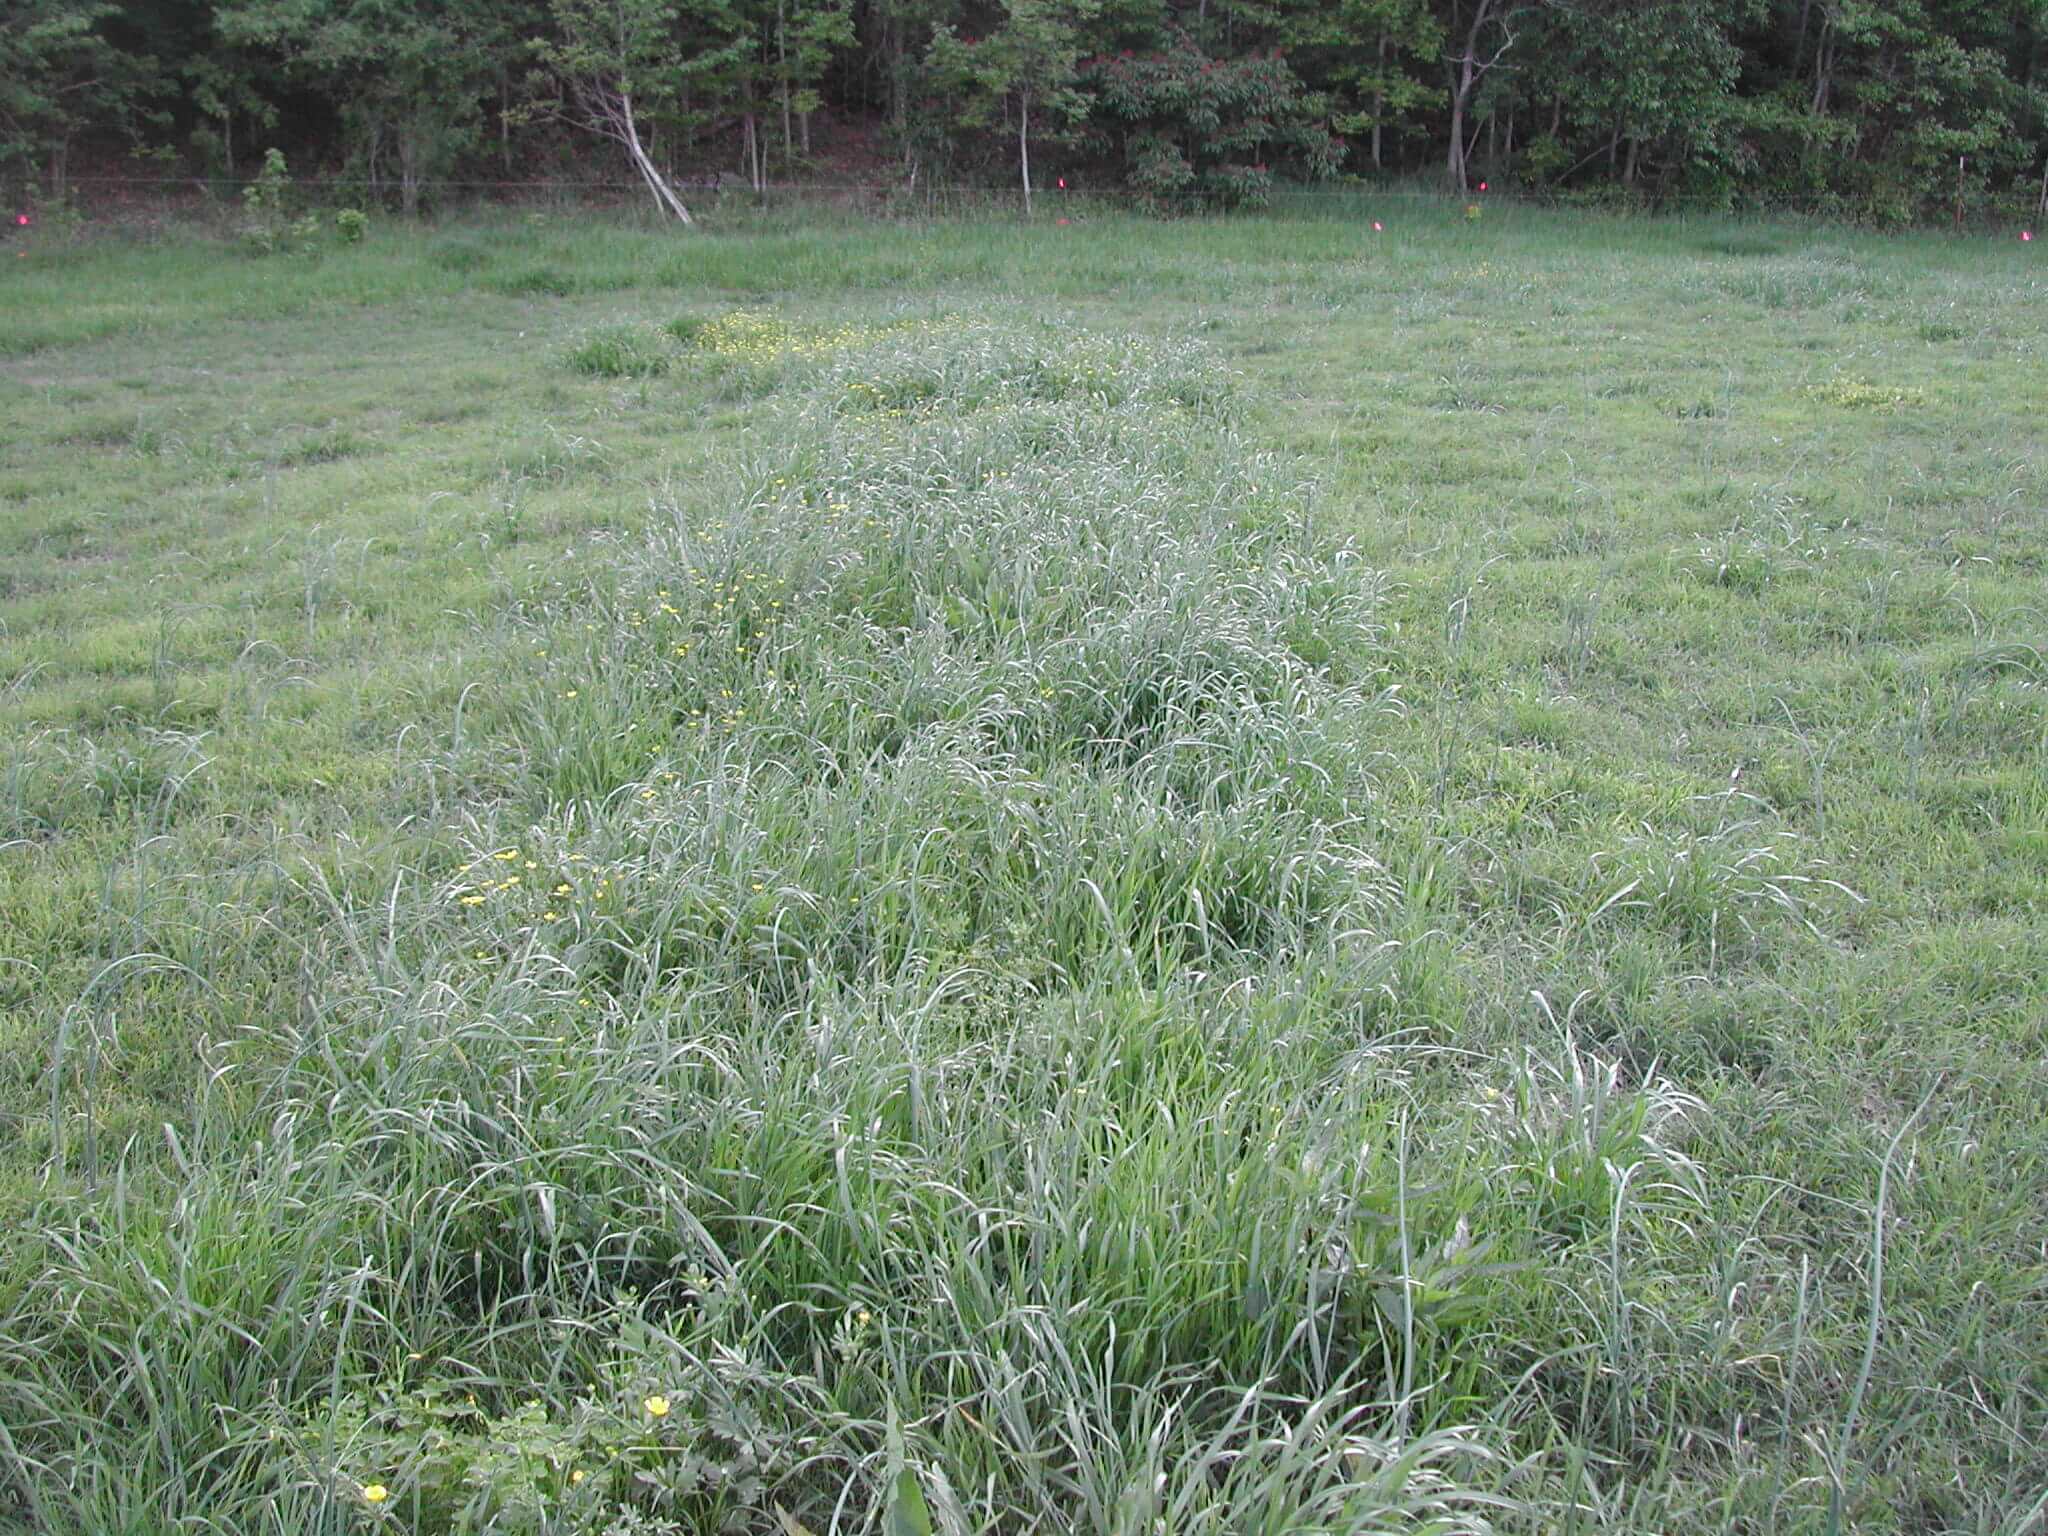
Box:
[5,317,1746,1533]
[564,322,673,379]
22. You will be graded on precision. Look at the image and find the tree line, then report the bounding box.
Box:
[6,0,2047,225]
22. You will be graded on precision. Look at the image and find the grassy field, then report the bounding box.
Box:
[2,201,2044,1534]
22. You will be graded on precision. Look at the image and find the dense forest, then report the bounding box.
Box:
[6,0,2048,224]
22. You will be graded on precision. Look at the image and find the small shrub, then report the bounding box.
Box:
[1209,162,1276,210]
[334,208,368,244]
[238,148,304,256]
[1130,136,1197,207]
[245,148,291,211]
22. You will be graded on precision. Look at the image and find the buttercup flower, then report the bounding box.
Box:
[362,1483,390,1504]
[644,1394,671,1418]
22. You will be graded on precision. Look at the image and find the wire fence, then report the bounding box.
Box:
[4,171,1570,236]
[10,169,2041,229]
[40,171,1491,198]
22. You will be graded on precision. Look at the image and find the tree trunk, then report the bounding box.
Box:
[1019,90,1033,217]
[1370,31,1388,169]
[1448,92,1466,190]
[499,69,513,172]
[399,129,421,216]
[366,119,383,205]
[777,0,793,166]
[1446,0,1496,193]
[620,91,693,224]
[1623,135,1639,187]
[742,113,768,193]
[889,15,905,129]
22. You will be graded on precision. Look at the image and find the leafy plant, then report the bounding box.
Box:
[264,1300,825,1533]
[237,147,319,255]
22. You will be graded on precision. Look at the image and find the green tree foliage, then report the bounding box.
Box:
[1282,0,1440,170]
[1435,0,1562,192]
[16,0,2048,223]
[769,0,855,164]
[927,0,1101,213]
[530,0,740,219]
[1799,0,2041,220]
[215,0,512,212]
[1084,30,1343,207]
[0,0,158,194]
[712,0,855,189]
[1529,0,1756,201]
[183,39,277,177]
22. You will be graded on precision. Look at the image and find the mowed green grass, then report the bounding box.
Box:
[1,203,2044,1534]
